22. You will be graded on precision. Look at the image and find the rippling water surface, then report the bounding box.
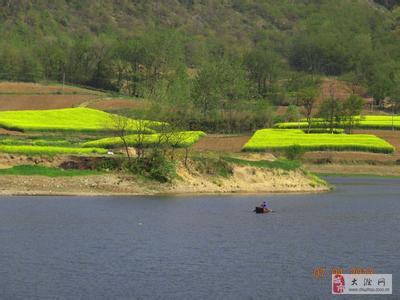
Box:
[0,176,399,299]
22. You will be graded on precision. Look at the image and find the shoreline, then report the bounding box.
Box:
[317,172,400,179]
[0,189,333,197]
[0,165,331,197]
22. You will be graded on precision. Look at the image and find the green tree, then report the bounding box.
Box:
[192,58,248,119]
[298,87,318,133]
[318,97,343,133]
[245,47,284,98]
[284,104,302,123]
[388,83,400,131]
[342,94,365,133]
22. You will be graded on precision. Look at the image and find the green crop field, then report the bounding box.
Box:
[0,145,107,155]
[83,131,206,149]
[275,115,400,130]
[243,129,395,153]
[0,107,158,133]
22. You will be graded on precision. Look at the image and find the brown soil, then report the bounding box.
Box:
[0,94,100,111]
[0,128,26,136]
[193,135,251,153]
[303,151,400,163]
[306,163,400,177]
[0,82,102,95]
[88,98,149,111]
[319,78,357,100]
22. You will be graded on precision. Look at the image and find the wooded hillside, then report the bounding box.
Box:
[1,0,400,132]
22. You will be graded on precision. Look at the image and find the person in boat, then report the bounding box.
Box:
[261,201,269,209]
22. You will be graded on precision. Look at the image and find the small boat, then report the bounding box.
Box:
[255,207,272,214]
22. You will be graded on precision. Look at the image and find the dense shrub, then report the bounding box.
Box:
[284,145,305,160]
[128,150,176,182]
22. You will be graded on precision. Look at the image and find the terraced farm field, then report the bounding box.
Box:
[0,145,107,155]
[275,115,400,130]
[0,108,157,133]
[83,131,206,148]
[243,129,395,154]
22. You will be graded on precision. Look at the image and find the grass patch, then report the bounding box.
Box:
[0,165,103,177]
[243,129,395,154]
[224,157,301,170]
[0,136,72,147]
[0,107,158,133]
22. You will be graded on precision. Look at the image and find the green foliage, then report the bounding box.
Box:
[342,94,365,133]
[245,46,286,99]
[0,165,103,177]
[192,58,249,117]
[0,0,398,97]
[128,150,176,183]
[284,145,306,160]
[298,86,319,133]
[1,0,400,137]
[95,157,123,171]
[318,97,343,133]
[243,129,395,154]
[284,105,302,122]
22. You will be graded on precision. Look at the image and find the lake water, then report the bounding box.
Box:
[0,176,399,299]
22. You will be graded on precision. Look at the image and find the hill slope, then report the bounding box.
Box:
[0,0,400,104]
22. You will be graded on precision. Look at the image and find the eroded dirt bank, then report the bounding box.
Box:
[0,164,329,196]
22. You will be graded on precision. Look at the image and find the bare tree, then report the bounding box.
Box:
[132,119,149,160]
[109,113,132,162]
[108,113,152,161]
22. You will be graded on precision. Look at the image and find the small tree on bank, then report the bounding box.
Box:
[109,114,149,161]
[109,113,132,162]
